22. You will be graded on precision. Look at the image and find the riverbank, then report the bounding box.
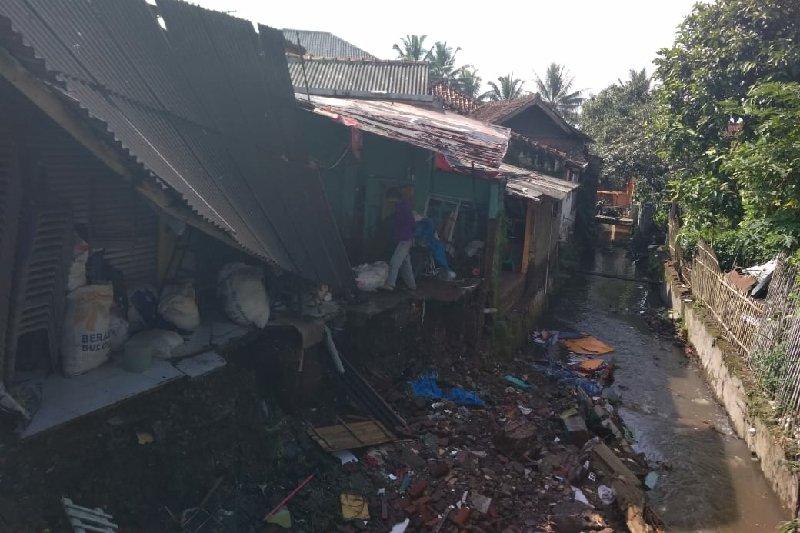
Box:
[663,260,799,519]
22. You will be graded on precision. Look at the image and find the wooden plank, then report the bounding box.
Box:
[308,420,395,452]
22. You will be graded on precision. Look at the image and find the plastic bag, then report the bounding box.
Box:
[158,282,200,332]
[108,313,129,352]
[61,284,113,376]
[218,263,270,328]
[128,285,158,333]
[353,261,389,292]
[124,329,184,360]
[66,235,90,293]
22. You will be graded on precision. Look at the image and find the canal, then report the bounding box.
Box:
[548,244,788,532]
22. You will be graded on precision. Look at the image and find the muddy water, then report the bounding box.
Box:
[548,246,788,532]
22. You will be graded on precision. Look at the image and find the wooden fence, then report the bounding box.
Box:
[668,207,800,432]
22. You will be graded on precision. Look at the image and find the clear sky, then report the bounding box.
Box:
[194,0,703,96]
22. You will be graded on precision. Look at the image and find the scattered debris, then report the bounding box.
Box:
[332,450,359,465]
[562,336,615,355]
[504,375,531,389]
[62,498,117,532]
[265,506,292,529]
[308,419,395,452]
[409,372,485,407]
[136,431,154,445]
[340,493,370,520]
[645,471,659,490]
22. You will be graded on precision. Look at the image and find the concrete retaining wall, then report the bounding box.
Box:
[663,265,799,514]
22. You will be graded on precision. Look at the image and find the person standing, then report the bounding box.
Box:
[383,187,417,291]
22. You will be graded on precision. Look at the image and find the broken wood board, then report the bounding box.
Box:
[562,336,614,355]
[592,442,642,494]
[309,419,395,452]
[576,358,606,372]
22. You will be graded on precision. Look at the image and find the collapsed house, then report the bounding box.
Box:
[0,4,601,437]
[0,0,355,435]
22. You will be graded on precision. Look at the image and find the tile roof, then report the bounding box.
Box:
[282,29,376,59]
[289,57,430,101]
[432,83,479,114]
[470,94,591,142]
[300,94,510,169]
[470,95,539,124]
[0,0,353,287]
[500,162,579,201]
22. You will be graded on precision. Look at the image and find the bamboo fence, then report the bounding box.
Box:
[668,208,800,433]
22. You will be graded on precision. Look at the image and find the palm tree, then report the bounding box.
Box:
[534,62,584,123]
[618,68,650,102]
[455,66,482,99]
[426,41,461,85]
[392,35,428,61]
[480,74,525,102]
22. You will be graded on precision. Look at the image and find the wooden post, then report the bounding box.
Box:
[520,199,535,275]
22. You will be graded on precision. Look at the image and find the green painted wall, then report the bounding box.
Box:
[301,111,496,262]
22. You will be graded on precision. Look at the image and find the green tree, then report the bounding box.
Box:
[426,41,461,85]
[534,62,584,124]
[392,35,428,61]
[455,66,481,99]
[718,82,800,259]
[582,69,665,195]
[654,0,800,245]
[481,74,525,102]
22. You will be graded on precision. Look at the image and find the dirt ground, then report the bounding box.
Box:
[0,306,661,532]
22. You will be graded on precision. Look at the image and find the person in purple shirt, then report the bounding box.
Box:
[383,186,417,291]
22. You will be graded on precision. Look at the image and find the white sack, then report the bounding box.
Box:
[61,284,113,376]
[158,282,200,332]
[218,263,270,328]
[353,261,389,292]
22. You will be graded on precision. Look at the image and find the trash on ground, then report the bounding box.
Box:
[62,497,117,532]
[308,419,395,452]
[470,493,492,514]
[265,506,292,528]
[645,471,659,490]
[332,450,358,465]
[340,493,370,520]
[562,336,615,355]
[135,431,154,445]
[504,375,531,389]
[576,358,607,373]
[572,486,590,506]
[409,372,485,407]
[390,518,410,533]
[598,485,616,505]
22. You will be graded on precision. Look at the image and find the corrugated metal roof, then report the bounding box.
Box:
[282,29,375,59]
[301,94,510,169]
[289,56,431,101]
[500,162,579,201]
[0,0,353,287]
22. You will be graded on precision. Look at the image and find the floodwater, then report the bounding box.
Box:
[548,245,788,532]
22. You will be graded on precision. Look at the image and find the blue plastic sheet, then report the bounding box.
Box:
[416,218,451,272]
[410,372,485,407]
[542,367,603,397]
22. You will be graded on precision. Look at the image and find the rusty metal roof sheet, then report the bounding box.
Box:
[282,29,375,59]
[301,94,510,168]
[500,162,579,201]
[289,56,431,101]
[0,0,353,287]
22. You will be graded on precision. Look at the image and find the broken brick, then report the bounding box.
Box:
[429,461,450,478]
[408,479,428,498]
[450,507,471,526]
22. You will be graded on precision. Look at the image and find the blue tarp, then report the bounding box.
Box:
[416,218,451,272]
[410,372,485,407]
